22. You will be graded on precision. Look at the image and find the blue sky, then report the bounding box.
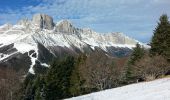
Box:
[0,0,170,43]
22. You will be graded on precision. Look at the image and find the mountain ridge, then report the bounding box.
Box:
[0,13,149,74]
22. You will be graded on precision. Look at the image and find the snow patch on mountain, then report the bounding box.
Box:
[14,43,36,54]
[40,63,49,67]
[27,44,38,74]
[0,52,17,61]
[28,52,37,74]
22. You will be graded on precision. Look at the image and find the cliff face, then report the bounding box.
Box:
[55,20,77,34]
[32,14,54,30]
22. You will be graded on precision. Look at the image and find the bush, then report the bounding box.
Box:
[133,55,170,81]
[79,51,126,91]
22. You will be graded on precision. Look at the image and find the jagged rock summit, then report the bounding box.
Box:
[56,20,77,34]
[32,13,54,30]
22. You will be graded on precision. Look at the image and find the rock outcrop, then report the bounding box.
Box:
[55,20,77,34]
[32,14,54,30]
[0,23,12,34]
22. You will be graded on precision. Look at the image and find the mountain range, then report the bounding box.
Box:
[0,13,148,74]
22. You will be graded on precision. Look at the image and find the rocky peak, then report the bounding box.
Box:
[57,20,72,26]
[32,13,54,30]
[17,18,30,25]
[106,32,137,44]
[0,23,12,29]
[82,28,97,35]
[0,23,13,34]
[55,20,77,34]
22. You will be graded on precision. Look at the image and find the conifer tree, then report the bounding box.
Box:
[35,87,41,100]
[129,43,145,65]
[150,14,170,59]
[34,76,44,100]
[69,54,87,96]
[125,43,145,82]
[44,56,75,100]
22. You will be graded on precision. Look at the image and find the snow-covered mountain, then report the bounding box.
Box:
[66,78,170,100]
[0,13,148,74]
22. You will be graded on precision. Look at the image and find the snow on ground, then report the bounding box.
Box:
[67,78,170,100]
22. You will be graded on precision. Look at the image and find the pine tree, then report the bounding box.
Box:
[44,56,75,100]
[24,79,34,100]
[150,14,170,59]
[125,43,145,82]
[34,76,44,100]
[69,54,87,96]
[35,87,41,100]
[69,66,82,96]
[129,43,145,65]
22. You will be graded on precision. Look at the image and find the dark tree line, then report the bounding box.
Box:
[15,51,128,100]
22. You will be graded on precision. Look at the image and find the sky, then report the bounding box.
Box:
[0,0,170,43]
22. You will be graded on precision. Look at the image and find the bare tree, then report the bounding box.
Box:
[133,55,170,81]
[0,67,21,100]
[80,51,126,91]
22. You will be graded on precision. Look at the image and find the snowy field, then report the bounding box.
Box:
[67,78,170,100]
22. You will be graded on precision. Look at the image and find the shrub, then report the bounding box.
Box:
[133,55,170,81]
